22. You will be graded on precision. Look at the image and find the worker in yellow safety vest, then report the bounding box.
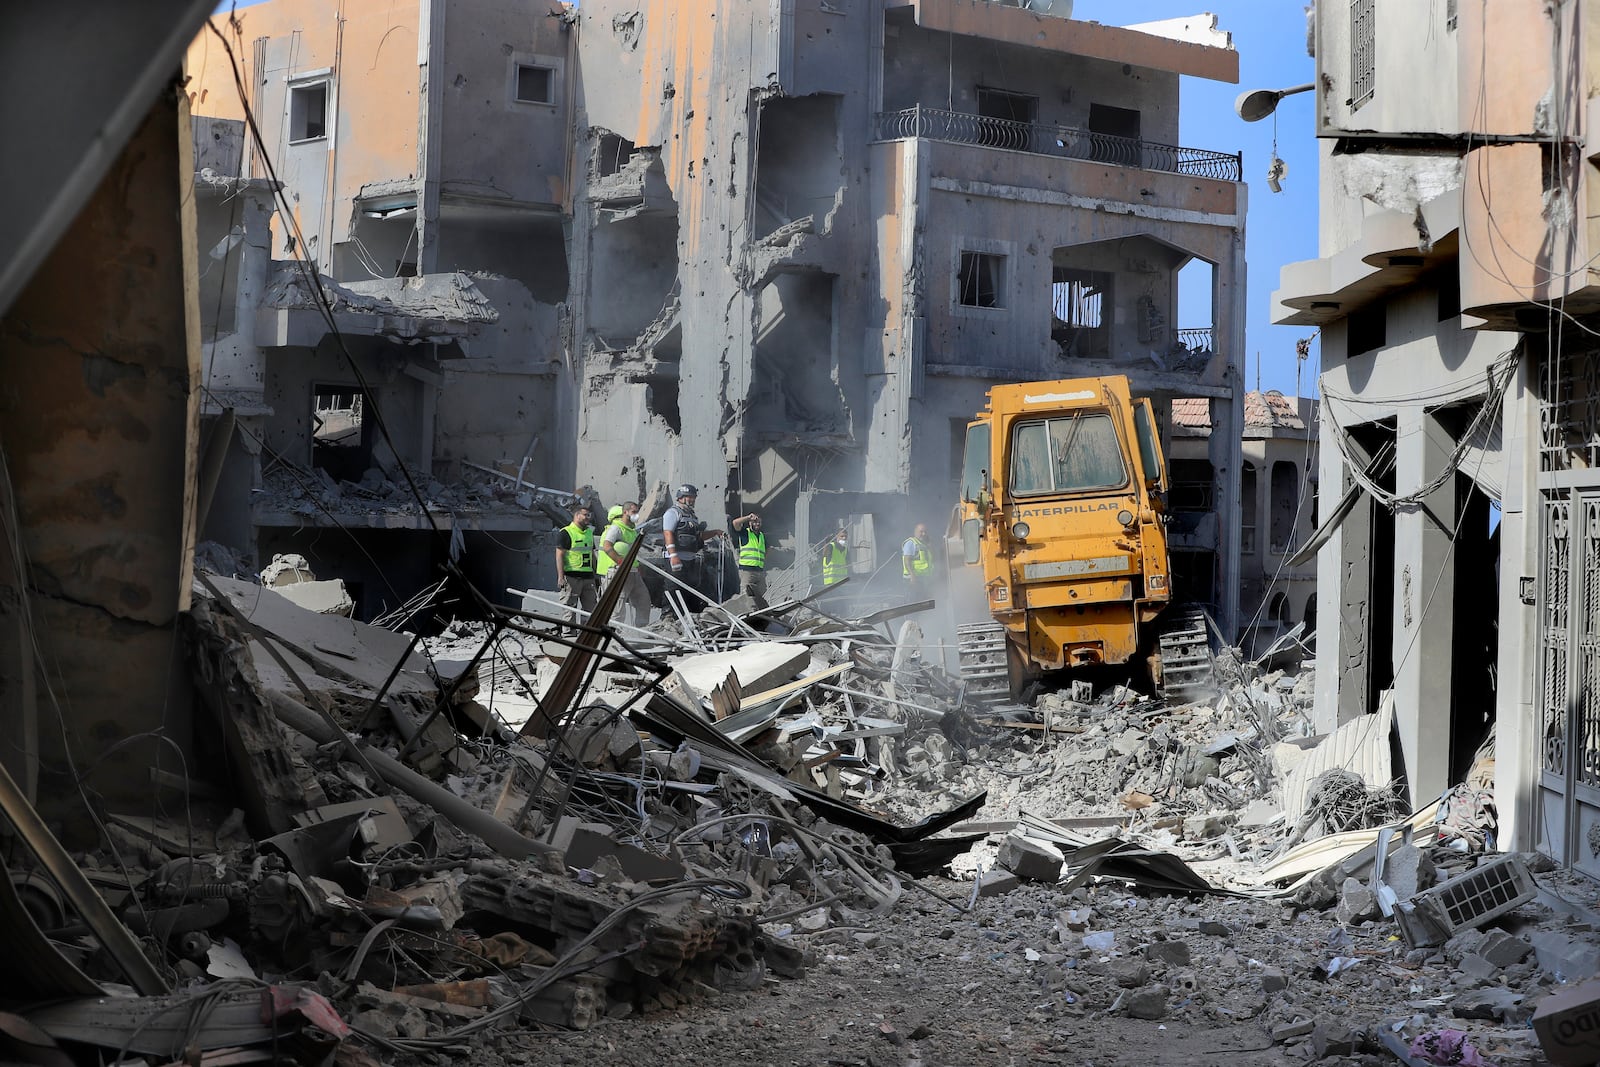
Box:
[598,502,652,627]
[555,505,597,632]
[901,522,933,594]
[730,510,768,610]
[822,529,849,586]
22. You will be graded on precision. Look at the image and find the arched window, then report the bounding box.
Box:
[1268,591,1289,625]
[1270,460,1298,553]
[1303,594,1317,630]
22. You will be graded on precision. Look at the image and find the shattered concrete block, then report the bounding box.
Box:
[1144,940,1190,966]
[1382,843,1437,901]
[995,834,1064,883]
[1259,967,1288,993]
[1271,1018,1315,1042]
[1197,920,1231,937]
[1456,953,1500,982]
[1477,929,1535,969]
[1531,928,1600,981]
[1450,986,1528,1024]
[1337,877,1379,926]
[1107,959,1150,988]
[1123,985,1167,1020]
[976,869,1020,897]
[1311,1022,1358,1058]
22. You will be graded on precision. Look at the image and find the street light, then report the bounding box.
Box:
[1234,82,1314,122]
[1235,82,1313,193]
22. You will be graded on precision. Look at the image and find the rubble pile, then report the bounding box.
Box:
[10,557,1600,1066]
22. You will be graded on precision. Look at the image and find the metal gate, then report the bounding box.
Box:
[1536,348,1600,875]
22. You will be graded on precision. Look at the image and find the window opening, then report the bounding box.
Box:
[1052,268,1112,357]
[1348,302,1386,356]
[1241,463,1258,554]
[515,64,554,105]
[311,384,371,481]
[958,251,1005,308]
[1009,413,1128,495]
[289,82,328,142]
[1270,459,1299,553]
[976,88,1037,150]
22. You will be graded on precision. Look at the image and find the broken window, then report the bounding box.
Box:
[1241,463,1258,555]
[1009,413,1128,496]
[958,251,1006,309]
[514,64,554,105]
[1270,460,1299,553]
[311,384,372,482]
[596,133,636,178]
[289,82,328,143]
[753,95,842,239]
[976,87,1037,150]
[1051,268,1111,356]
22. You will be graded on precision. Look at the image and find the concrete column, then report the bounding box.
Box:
[1312,394,1348,733]
[0,90,201,813]
[1209,385,1244,639]
[1496,356,1540,851]
[415,0,445,275]
[1391,406,1458,809]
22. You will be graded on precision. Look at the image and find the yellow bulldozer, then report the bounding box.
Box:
[950,374,1212,704]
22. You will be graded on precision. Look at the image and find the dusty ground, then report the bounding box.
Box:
[483,866,1566,1067]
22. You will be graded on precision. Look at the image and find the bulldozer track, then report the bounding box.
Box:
[1156,606,1215,704]
[956,621,1011,706]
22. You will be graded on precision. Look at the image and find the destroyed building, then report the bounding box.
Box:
[1273,0,1580,856]
[1171,390,1318,659]
[184,2,579,618]
[570,0,1252,634]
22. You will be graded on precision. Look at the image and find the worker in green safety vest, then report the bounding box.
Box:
[730,510,768,610]
[555,504,597,633]
[598,501,652,627]
[902,521,933,594]
[822,528,849,587]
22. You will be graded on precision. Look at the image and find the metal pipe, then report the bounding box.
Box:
[266,690,556,858]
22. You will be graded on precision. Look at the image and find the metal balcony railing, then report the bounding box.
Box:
[1176,327,1214,351]
[875,106,1242,182]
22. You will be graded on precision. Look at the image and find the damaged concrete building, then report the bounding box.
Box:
[185,2,579,617]
[570,1,1250,632]
[1275,0,1587,862]
[179,0,1253,633]
[1171,390,1318,659]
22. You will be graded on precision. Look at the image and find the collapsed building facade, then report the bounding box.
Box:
[185,2,579,618]
[1171,390,1318,659]
[179,0,1252,634]
[1274,0,1586,862]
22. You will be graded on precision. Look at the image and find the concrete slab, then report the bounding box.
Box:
[671,643,810,700]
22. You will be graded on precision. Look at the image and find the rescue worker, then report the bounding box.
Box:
[901,521,933,593]
[662,484,721,602]
[555,504,598,632]
[598,501,652,628]
[822,528,850,587]
[730,510,768,610]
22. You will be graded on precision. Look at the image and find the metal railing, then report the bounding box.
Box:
[875,106,1242,182]
[1176,327,1214,351]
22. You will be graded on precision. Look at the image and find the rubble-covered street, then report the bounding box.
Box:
[2,553,1593,1067]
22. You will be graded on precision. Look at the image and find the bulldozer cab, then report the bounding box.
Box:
[951,375,1189,702]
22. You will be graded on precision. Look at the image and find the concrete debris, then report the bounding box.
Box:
[16,552,1600,1066]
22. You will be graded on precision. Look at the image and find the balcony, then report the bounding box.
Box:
[875,106,1241,182]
